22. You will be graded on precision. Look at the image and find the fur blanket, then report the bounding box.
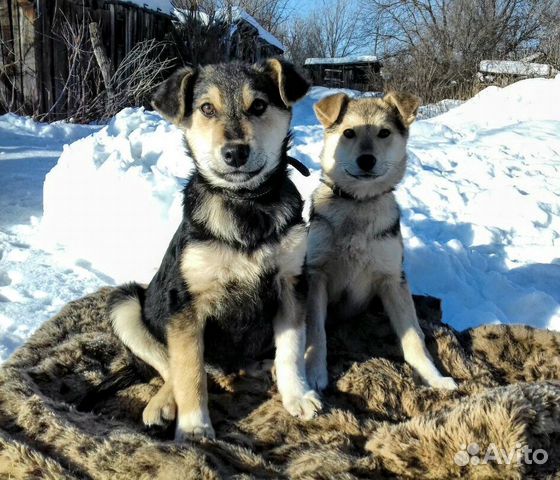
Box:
[0,288,559,480]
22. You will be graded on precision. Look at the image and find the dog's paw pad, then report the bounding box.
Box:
[283,390,323,420]
[429,376,458,390]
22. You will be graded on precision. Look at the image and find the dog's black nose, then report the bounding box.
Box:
[356,154,376,171]
[222,143,250,168]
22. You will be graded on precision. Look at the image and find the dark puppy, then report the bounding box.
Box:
[109,60,321,441]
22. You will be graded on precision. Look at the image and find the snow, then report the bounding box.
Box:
[1,76,560,362]
[40,108,187,284]
[479,60,557,77]
[305,56,379,66]
[0,115,103,360]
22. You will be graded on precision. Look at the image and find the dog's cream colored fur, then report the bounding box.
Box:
[110,297,170,380]
[305,92,457,391]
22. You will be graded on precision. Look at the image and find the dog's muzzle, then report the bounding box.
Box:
[356,154,376,172]
[222,143,250,168]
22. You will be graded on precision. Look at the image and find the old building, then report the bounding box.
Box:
[0,0,284,119]
[304,55,383,91]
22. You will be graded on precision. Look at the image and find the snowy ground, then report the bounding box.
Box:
[1,77,559,361]
[0,116,103,358]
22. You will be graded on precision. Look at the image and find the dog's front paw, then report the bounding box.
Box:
[175,412,215,441]
[306,361,329,391]
[283,390,322,420]
[305,349,329,390]
[428,376,458,390]
[143,384,176,426]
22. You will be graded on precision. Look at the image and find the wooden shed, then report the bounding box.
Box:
[171,5,284,64]
[1,1,285,120]
[0,0,175,119]
[227,7,284,62]
[304,55,383,91]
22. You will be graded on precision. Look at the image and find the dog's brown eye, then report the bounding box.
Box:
[200,103,216,117]
[378,129,391,138]
[249,99,268,116]
[343,129,356,139]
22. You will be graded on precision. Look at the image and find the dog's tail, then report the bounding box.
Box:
[108,282,169,380]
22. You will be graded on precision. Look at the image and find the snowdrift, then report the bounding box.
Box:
[41,109,188,284]
[39,79,560,331]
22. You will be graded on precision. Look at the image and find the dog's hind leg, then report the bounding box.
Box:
[109,283,170,381]
[168,310,214,441]
[109,284,177,426]
[275,279,323,419]
[379,276,457,390]
[305,271,329,390]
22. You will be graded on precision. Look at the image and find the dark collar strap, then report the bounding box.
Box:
[287,156,310,177]
[320,178,355,200]
[320,178,394,202]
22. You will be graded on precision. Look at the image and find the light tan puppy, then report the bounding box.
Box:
[305,92,457,391]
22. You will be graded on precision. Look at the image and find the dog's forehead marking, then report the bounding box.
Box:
[196,79,266,118]
[198,85,223,110]
[345,99,391,124]
[242,83,268,110]
[193,63,285,114]
[331,98,405,135]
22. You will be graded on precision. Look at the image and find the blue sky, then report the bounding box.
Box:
[286,0,318,17]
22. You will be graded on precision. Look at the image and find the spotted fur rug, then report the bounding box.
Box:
[0,287,559,479]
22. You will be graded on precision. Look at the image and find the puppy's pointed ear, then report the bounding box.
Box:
[314,93,349,128]
[383,91,421,127]
[151,67,197,124]
[264,58,309,107]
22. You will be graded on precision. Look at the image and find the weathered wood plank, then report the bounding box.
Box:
[51,0,69,117]
[37,0,54,115]
[109,3,116,72]
[0,0,16,111]
[89,21,113,104]
[3,0,175,118]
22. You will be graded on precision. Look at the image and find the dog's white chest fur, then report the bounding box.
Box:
[308,189,403,305]
[181,224,307,315]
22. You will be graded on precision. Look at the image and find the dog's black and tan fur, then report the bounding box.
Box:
[304,92,458,392]
[109,60,321,441]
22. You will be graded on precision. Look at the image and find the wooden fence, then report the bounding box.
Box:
[0,0,175,120]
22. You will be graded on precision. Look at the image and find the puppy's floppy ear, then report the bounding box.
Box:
[314,93,349,128]
[152,66,197,124]
[264,58,309,107]
[383,91,421,126]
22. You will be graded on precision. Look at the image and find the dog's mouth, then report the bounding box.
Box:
[212,165,265,183]
[345,169,382,180]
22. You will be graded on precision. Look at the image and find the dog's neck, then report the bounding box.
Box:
[184,164,303,252]
[320,177,394,202]
[198,161,289,202]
